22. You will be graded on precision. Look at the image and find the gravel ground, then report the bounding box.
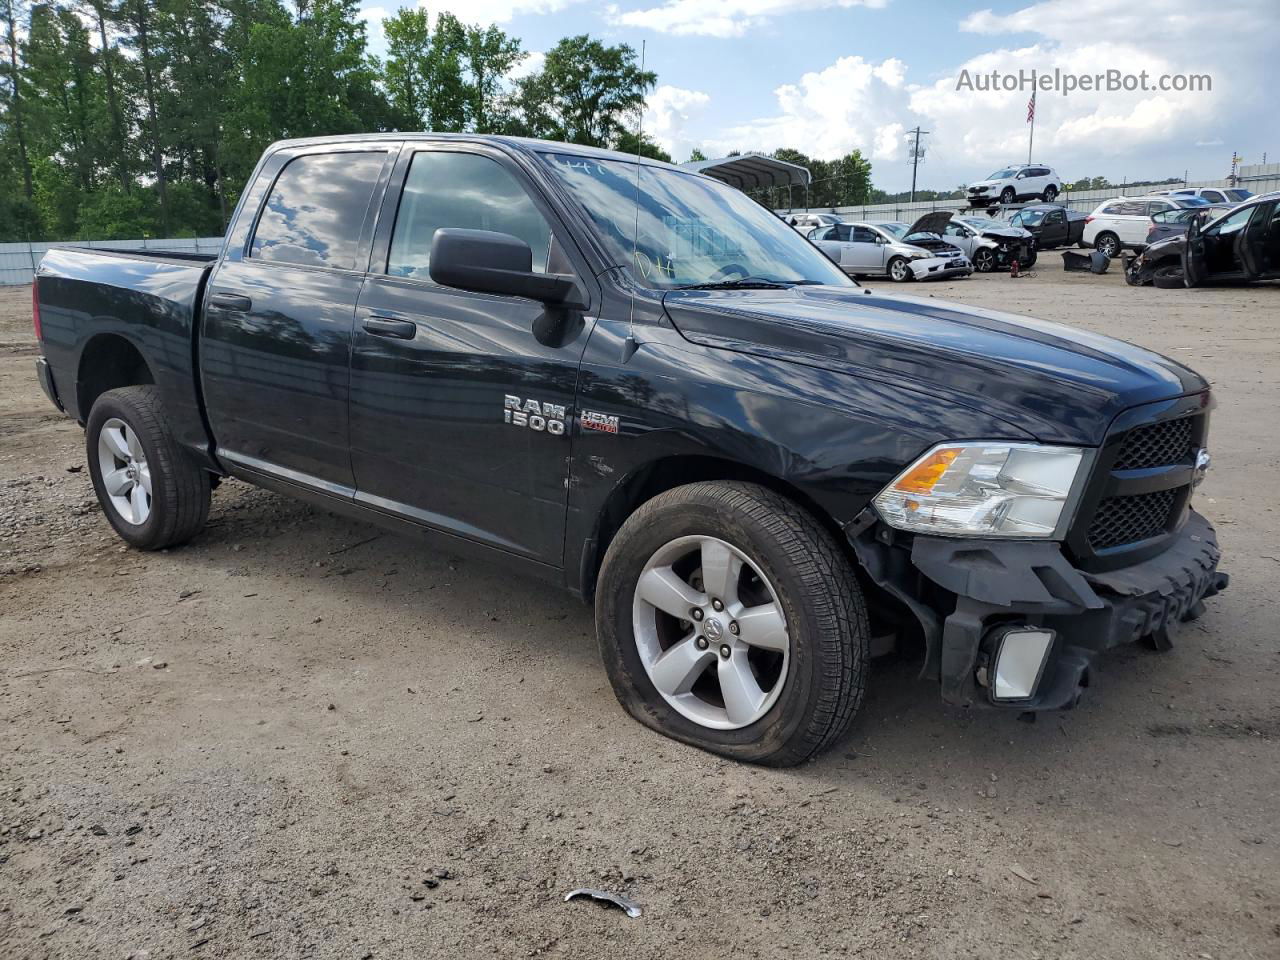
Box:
[1,270,1277,960]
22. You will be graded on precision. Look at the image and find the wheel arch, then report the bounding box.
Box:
[76,332,155,422]
[577,454,852,604]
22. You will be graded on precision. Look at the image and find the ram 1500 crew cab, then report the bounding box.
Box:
[33,135,1228,766]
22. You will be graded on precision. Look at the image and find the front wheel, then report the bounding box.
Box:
[887,256,912,282]
[973,247,996,272]
[1043,185,1059,201]
[86,386,211,550]
[1153,264,1186,288]
[595,481,869,766]
[999,187,1016,204]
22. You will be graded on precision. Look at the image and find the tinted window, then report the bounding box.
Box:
[251,152,385,269]
[1200,190,1224,203]
[1102,203,1125,215]
[388,151,553,281]
[851,226,879,243]
[1209,205,1254,237]
[1225,189,1252,202]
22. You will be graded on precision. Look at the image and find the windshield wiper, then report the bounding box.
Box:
[672,276,808,290]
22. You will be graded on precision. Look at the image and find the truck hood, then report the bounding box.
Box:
[663,285,1206,445]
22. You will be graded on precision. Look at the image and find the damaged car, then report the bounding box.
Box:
[807,221,973,282]
[946,215,1037,271]
[1007,204,1089,249]
[1125,192,1280,287]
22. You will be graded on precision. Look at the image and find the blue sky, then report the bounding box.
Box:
[358,0,1277,191]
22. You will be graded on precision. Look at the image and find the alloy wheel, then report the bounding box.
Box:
[96,417,152,525]
[632,535,790,730]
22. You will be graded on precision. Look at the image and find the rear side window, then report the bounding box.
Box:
[1101,203,1125,215]
[250,152,386,269]
[1200,190,1224,203]
[388,151,553,280]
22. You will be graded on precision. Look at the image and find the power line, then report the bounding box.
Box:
[905,126,929,204]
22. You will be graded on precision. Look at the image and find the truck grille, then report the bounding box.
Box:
[1113,417,1194,470]
[1087,489,1178,551]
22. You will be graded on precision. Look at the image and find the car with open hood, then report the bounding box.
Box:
[945,214,1037,271]
[32,134,1228,767]
[808,220,972,282]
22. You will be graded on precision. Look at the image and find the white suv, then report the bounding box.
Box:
[965,164,1062,207]
[1082,195,1213,256]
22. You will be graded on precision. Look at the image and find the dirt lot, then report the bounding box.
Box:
[1,270,1277,960]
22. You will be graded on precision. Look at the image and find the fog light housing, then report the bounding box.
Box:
[990,627,1055,701]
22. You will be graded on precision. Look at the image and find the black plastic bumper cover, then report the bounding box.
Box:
[36,357,63,412]
[854,510,1227,711]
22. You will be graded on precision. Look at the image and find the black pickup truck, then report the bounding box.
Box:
[33,135,1228,766]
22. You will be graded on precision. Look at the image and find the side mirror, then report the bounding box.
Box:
[429,229,582,307]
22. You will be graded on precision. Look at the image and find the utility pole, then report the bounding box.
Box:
[905,126,929,204]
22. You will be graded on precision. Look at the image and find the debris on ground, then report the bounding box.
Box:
[564,888,643,918]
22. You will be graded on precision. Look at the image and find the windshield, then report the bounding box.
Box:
[1178,196,1210,206]
[542,154,851,288]
[1018,209,1047,225]
[877,223,907,238]
[1225,189,1252,202]
[987,168,1017,180]
[960,217,1004,229]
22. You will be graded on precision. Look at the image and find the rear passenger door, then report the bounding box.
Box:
[348,144,598,566]
[202,145,397,493]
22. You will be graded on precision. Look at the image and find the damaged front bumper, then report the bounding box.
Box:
[852,509,1228,711]
[908,255,973,281]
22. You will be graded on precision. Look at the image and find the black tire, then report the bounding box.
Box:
[1094,232,1120,258]
[1043,185,1059,202]
[887,256,912,282]
[595,481,869,766]
[86,386,211,550]
[973,247,996,273]
[1152,264,1186,289]
[999,187,1015,204]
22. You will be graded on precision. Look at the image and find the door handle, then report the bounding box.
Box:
[209,292,252,312]
[362,317,417,340]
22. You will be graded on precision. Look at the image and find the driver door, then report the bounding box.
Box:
[849,226,885,272]
[1238,200,1278,278]
[349,144,597,565]
[943,221,974,256]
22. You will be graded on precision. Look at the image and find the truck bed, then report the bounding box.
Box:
[36,245,218,465]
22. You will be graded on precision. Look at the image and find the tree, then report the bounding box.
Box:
[1,0,33,198]
[118,0,170,232]
[614,129,671,163]
[509,35,655,149]
[688,147,706,162]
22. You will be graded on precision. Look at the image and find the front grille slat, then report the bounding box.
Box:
[1087,489,1178,551]
[1113,417,1194,470]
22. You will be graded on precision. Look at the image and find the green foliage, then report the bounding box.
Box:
[75,183,156,239]
[688,147,707,162]
[764,148,873,208]
[614,129,672,163]
[508,35,656,149]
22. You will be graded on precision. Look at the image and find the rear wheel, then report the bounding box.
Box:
[1094,232,1120,258]
[595,481,868,766]
[887,256,912,282]
[1043,185,1059,202]
[86,386,211,550]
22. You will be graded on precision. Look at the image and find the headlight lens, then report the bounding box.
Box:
[873,442,1087,538]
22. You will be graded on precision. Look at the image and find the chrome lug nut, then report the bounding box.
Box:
[711,598,724,612]
[695,636,708,650]
[691,608,704,621]
[729,620,739,635]
[718,644,731,659]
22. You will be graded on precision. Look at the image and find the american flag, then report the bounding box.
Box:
[1027,91,1037,124]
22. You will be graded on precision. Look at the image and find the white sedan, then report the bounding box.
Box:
[807,222,972,282]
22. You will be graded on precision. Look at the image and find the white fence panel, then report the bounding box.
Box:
[0,237,225,286]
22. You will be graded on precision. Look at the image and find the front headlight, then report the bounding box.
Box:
[873,442,1088,538]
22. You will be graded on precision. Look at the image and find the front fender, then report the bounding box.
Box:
[564,318,1035,595]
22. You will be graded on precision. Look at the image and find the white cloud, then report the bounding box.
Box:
[643,85,712,160]
[705,56,913,163]
[358,5,388,51]
[1196,139,1224,148]
[507,50,545,81]
[612,0,889,39]
[417,0,585,25]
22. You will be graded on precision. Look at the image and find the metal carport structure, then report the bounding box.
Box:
[680,154,811,197]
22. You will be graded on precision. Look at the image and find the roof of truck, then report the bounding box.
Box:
[263,133,682,170]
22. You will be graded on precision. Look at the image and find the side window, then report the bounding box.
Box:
[1208,205,1254,237]
[1102,203,1125,216]
[250,152,386,269]
[944,222,966,235]
[851,226,878,243]
[1046,211,1065,223]
[388,151,554,281]
[1200,190,1224,203]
